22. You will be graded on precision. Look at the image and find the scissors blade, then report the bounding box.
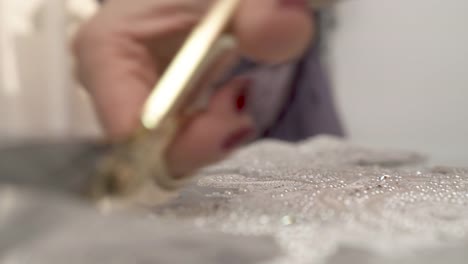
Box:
[0,142,110,197]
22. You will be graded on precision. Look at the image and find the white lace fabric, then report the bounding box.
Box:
[1,136,467,264]
[157,136,468,263]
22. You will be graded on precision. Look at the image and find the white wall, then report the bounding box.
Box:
[328,0,468,166]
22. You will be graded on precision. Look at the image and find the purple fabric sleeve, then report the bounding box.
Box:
[262,43,345,141]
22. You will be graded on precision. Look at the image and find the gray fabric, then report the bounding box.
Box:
[0,187,280,264]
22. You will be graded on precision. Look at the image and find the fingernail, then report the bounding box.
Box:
[222,127,254,151]
[234,79,251,113]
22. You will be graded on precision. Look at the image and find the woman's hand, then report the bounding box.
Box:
[73,0,255,178]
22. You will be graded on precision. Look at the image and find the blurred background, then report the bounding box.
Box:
[0,0,466,166]
[0,0,100,141]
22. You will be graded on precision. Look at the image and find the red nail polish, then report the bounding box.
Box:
[222,127,254,151]
[235,80,250,113]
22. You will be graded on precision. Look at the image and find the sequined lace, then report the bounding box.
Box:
[1,136,467,264]
[156,136,468,263]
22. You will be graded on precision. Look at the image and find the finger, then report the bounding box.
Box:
[104,0,213,21]
[74,13,201,140]
[167,77,255,177]
[135,0,215,21]
[77,37,154,139]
